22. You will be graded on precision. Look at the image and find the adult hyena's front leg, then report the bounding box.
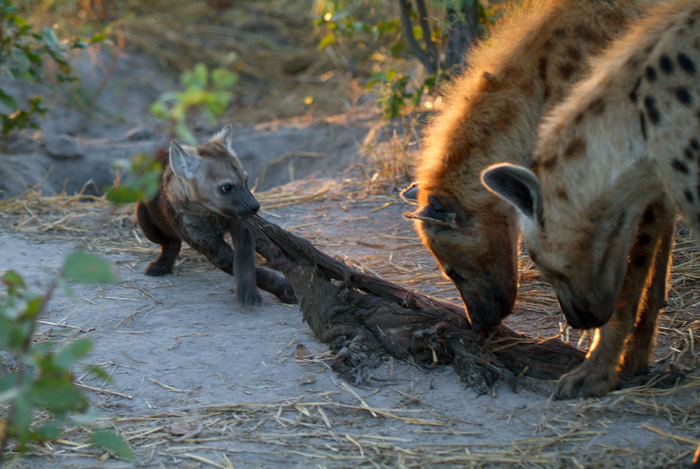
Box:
[556,201,667,398]
[620,203,674,375]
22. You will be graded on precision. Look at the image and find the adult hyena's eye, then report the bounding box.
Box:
[219,183,234,194]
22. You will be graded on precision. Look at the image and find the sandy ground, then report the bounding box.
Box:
[0,17,698,468]
[0,188,698,467]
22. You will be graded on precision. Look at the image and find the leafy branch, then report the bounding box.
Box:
[315,0,493,118]
[150,62,238,144]
[0,0,104,135]
[0,154,162,462]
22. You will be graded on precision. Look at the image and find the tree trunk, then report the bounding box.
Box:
[445,0,479,70]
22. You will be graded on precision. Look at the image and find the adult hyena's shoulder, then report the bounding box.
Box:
[416,0,655,201]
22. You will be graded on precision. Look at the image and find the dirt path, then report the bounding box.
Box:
[1,183,697,467]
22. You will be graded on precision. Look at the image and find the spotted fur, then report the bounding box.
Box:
[406,0,657,330]
[483,1,700,397]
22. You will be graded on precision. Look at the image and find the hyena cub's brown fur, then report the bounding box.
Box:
[483,0,700,397]
[404,0,657,331]
[136,126,295,306]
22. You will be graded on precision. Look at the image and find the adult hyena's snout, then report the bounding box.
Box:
[450,273,517,331]
[557,292,615,330]
[463,287,516,331]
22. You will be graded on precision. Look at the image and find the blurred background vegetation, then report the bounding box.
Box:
[10,0,507,125]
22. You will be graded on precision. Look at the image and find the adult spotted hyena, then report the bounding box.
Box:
[483,0,700,397]
[405,0,658,330]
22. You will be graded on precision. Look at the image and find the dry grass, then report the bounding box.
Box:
[7,382,699,467]
[8,2,697,465]
[0,169,699,466]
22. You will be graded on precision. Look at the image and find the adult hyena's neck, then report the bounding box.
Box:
[531,7,681,221]
[417,0,653,203]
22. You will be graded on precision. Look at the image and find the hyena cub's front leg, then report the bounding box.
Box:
[230,224,262,306]
[230,224,297,305]
[188,232,261,306]
[557,201,672,398]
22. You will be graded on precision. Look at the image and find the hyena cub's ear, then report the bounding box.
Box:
[481,163,542,222]
[169,140,202,181]
[404,194,458,228]
[400,182,420,204]
[212,124,235,154]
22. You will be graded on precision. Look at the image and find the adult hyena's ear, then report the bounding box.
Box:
[404,194,458,228]
[169,140,202,181]
[212,125,235,154]
[481,163,542,222]
[400,182,420,204]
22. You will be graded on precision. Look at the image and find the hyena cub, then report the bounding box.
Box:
[136,125,296,306]
[483,0,700,397]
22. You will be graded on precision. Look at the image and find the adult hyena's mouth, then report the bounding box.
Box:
[459,285,516,331]
[558,296,612,330]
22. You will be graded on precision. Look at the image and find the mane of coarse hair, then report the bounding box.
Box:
[415,0,564,191]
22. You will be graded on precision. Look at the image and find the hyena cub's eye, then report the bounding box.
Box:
[219,183,235,194]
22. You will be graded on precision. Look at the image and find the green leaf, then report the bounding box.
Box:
[61,250,119,284]
[70,408,101,425]
[90,33,108,44]
[12,394,32,444]
[41,28,61,52]
[211,68,237,88]
[175,121,197,145]
[192,63,208,88]
[23,295,45,320]
[35,421,61,440]
[149,101,170,120]
[105,186,141,205]
[318,33,336,50]
[2,271,25,290]
[0,382,21,403]
[54,338,93,370]
[0,89,18,112]
[32,379,87,415]
[91,430,134,460]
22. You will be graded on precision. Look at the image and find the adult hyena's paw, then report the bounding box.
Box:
[144,260,173,276]
[555,360,619,399]
[237,287,263,307]
[620,340,652,376]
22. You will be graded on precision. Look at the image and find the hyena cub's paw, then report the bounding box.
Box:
[270,279,296,304]
[237,288,263,307]
[555,361,619,399]
[144,260,174,277]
